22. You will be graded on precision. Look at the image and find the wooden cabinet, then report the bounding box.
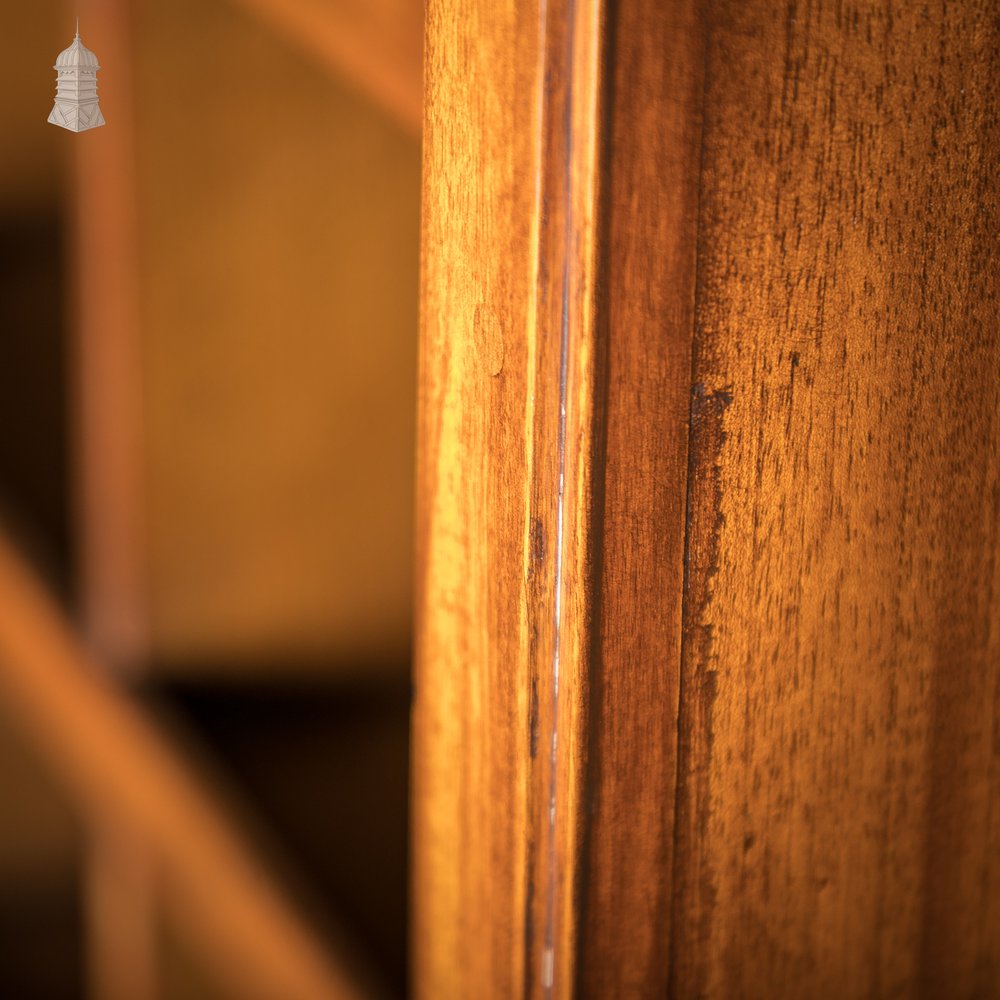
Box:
[2,0,997,996]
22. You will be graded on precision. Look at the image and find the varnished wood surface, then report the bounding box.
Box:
[412,1,539,993]
[415,0,703,994]
[0,534,380,1000]
[671,2,1000,996]
[574,2,704,995]
[415,0,1000,996]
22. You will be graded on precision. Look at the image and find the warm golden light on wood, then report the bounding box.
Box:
[414,0,1000,996]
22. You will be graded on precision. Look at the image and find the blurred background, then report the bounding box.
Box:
[0,0,421,996]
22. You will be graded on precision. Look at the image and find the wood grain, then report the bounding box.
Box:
[416,0,1000,996]
[414,0,704,994]
[574,2,704,994]
[413,0,539,991]
[671,1,1000,996]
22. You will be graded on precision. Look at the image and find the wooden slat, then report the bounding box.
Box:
[413,1,541,991]
[413,0,704,994]
[227,0,422,134]
[670,2,1000,996]
[71,0,148,670]
[573,3,705,995]
[0,535,380,1000]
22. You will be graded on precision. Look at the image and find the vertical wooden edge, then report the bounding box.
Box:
[412,0,546,993]
[544,1,607,995]
[499,0,610,994]
[413,0,699,991]
[413,0,708,996]
[561,0,708,995]
[71,0,149,672]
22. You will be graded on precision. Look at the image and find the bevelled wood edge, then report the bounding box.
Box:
[522,0,607,995]
[414,0,706,995]
[572,1,708,995]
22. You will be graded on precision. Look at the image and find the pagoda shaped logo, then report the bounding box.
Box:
[48,21,106,132]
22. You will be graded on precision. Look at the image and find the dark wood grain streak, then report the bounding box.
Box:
[672,2,1000,996]
[576,1,705,996]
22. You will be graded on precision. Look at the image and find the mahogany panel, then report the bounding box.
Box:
[672,2,1000,996]
[417,0,1000,996]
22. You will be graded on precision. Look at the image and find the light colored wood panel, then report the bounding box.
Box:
[672,2,1000,996]
[413,0,541,990]
[0,534,380,1000]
